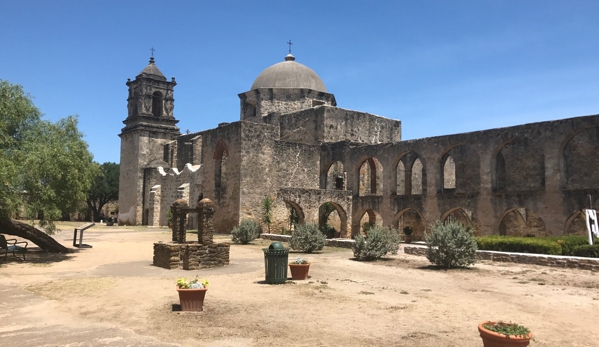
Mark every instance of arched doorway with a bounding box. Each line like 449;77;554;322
394;208;427;241
285;201;305;231
354;208;382;237
318;202;348;238
496;208;546;237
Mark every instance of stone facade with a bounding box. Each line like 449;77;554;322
119;54;599;240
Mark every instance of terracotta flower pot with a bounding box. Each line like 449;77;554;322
478;322;532;347
289;263;310;280
176;287;208;311
404;234;412;244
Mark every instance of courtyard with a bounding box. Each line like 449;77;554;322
1;225;598;347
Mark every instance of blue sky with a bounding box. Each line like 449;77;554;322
2;1;598;164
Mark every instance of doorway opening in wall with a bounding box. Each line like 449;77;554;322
143;209;149;226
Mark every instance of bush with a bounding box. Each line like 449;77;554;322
571;244;599;258
290;223;326;253
477;236;562;255
231;219;260;244
352;226;400;261
426;221;478;269
545;235;592;255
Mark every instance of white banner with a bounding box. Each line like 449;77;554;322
584;209;598;245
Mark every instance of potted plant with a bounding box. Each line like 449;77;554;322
289;257;310;280
403;226;413;244
478;321;532;347
176;276;209;312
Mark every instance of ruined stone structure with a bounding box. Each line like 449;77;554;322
153;198;230;270
119;54;599;239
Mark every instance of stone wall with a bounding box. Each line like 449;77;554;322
200;122;244;233
239;88;336;120
274;141;320;190
404;246;599;271
143;164;202;227
272;106;401;146
313;114;599;237
118;129;178;225
271;188;353;237
153;242;231;270
238;121;281;227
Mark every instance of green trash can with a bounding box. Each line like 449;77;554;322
263;241;289;284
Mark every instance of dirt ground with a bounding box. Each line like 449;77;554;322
1;226;598;347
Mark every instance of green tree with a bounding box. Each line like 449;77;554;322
262;196;273;234
86;162;119;222
0;80;95;253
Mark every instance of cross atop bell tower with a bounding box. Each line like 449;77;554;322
122;56;179;134
118;56;181;225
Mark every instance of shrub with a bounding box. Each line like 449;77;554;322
545;235;592;255
476;236;562;255
425;221;478;269
231;219;260;244
352;226;400;261
289;223;326;253
571;244;599;258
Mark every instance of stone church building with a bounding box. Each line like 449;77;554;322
118;54;599;239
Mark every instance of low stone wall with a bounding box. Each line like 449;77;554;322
260;234;355;249
153;242;231;270
404;246;599;271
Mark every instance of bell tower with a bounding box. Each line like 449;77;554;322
118;57;180;225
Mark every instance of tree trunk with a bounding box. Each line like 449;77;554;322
0;218;71;253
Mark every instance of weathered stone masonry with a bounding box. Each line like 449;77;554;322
153;198;230;270
120;54;599;241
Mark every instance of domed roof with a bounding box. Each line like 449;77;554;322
250;54;327;92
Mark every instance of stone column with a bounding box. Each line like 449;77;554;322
172;199;188;243
198;198;215;244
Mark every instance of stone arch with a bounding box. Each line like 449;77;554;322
492;138;544;192
396;161;406;195
354;208;383;237
440;207;471;228
564;211;588;236
357;157;383;196
393;208;427;241
439;143;462;192
318;202;348;238
325;161;345;190
496;208;547;236
442;156;456;190
214;140;229;200
152;91;163;117
562;126;599;190
392;151;411;195
411;158;423;195
284;200;305;230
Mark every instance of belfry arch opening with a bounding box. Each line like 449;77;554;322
152;91;163;117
